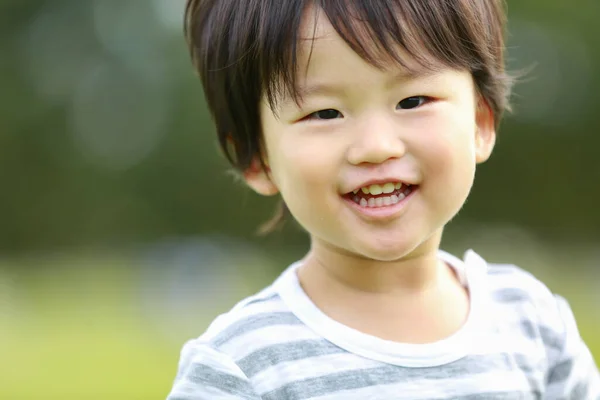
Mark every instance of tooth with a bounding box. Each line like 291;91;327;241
353;189;359;194
353;195;360;203
360;198;368;207
391;194;399;204
368;184;383;195
397;192;406;201
382;183;395;194
368;198;376;207
395;182;403;190
361;187;370;194
383;196;391;206
375;198;383;207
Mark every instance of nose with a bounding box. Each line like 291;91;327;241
346;113;406;165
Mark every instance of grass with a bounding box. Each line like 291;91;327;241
0;248;598;399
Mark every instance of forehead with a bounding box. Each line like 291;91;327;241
263;1;478;113
271;8;441;107
297;6;431;73
311;13;434;70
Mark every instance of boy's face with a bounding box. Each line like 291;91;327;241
246;9;495;262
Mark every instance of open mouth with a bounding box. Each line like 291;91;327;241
345;182;416;208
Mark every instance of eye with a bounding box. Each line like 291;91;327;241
306;109;343;120
396;96;430;110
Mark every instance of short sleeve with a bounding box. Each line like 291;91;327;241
166;340;261;400
544;296;600;399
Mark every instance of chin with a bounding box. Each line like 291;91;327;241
350;228;439;262
354;240;419;262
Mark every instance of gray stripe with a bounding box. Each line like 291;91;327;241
185;364;260;400
240;338;544;379
539;325;563;352
518;321;562;352
487;267;517;276
520;320;536;340
261;365;402;400
512;353;538;374
262;354;515;400
493;288;531;303
239;339;345;377
242;293;280;307
570;381;589;400
512;354;544;394
547;359;574;385
212;312;303;347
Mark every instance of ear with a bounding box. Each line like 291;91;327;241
243;157;279;196
474;97;496;164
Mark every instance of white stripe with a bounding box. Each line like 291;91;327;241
471;333;544;358
202;298;290;341
169;382;252;400
230;286;278;311
228;297;290;319
185;342;249;380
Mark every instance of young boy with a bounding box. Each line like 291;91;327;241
168;0;599;398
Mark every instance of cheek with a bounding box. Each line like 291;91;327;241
270;135;337;216
259;114;342;219
431;136;476;178
268;136;343;232
271;133;341;192
415;115;478;210
418;112;477;172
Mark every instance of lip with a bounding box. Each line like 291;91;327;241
342;186;418;220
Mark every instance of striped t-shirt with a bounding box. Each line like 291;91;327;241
166;250;600;399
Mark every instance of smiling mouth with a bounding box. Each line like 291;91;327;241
345;184;416;208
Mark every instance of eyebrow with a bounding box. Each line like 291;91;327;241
281;67;436;108
275;84;344;111
386;67;437;85
294;82;348;101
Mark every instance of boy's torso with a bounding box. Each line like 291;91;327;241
190;251;558;399
224;314;547;399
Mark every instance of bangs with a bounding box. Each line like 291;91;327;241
261;0;498;111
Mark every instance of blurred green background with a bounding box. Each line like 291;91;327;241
1;1;599;399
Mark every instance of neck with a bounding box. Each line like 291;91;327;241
299;231;448;296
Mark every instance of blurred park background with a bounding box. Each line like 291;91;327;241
0;0;599;399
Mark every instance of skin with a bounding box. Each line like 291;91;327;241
244;8;496;344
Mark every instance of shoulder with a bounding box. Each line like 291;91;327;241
474;253;600;397
170;282;323;396
470;250;572;359
484;256;562;317
485;258;555;305
202;286;294;342
192;282;319;360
